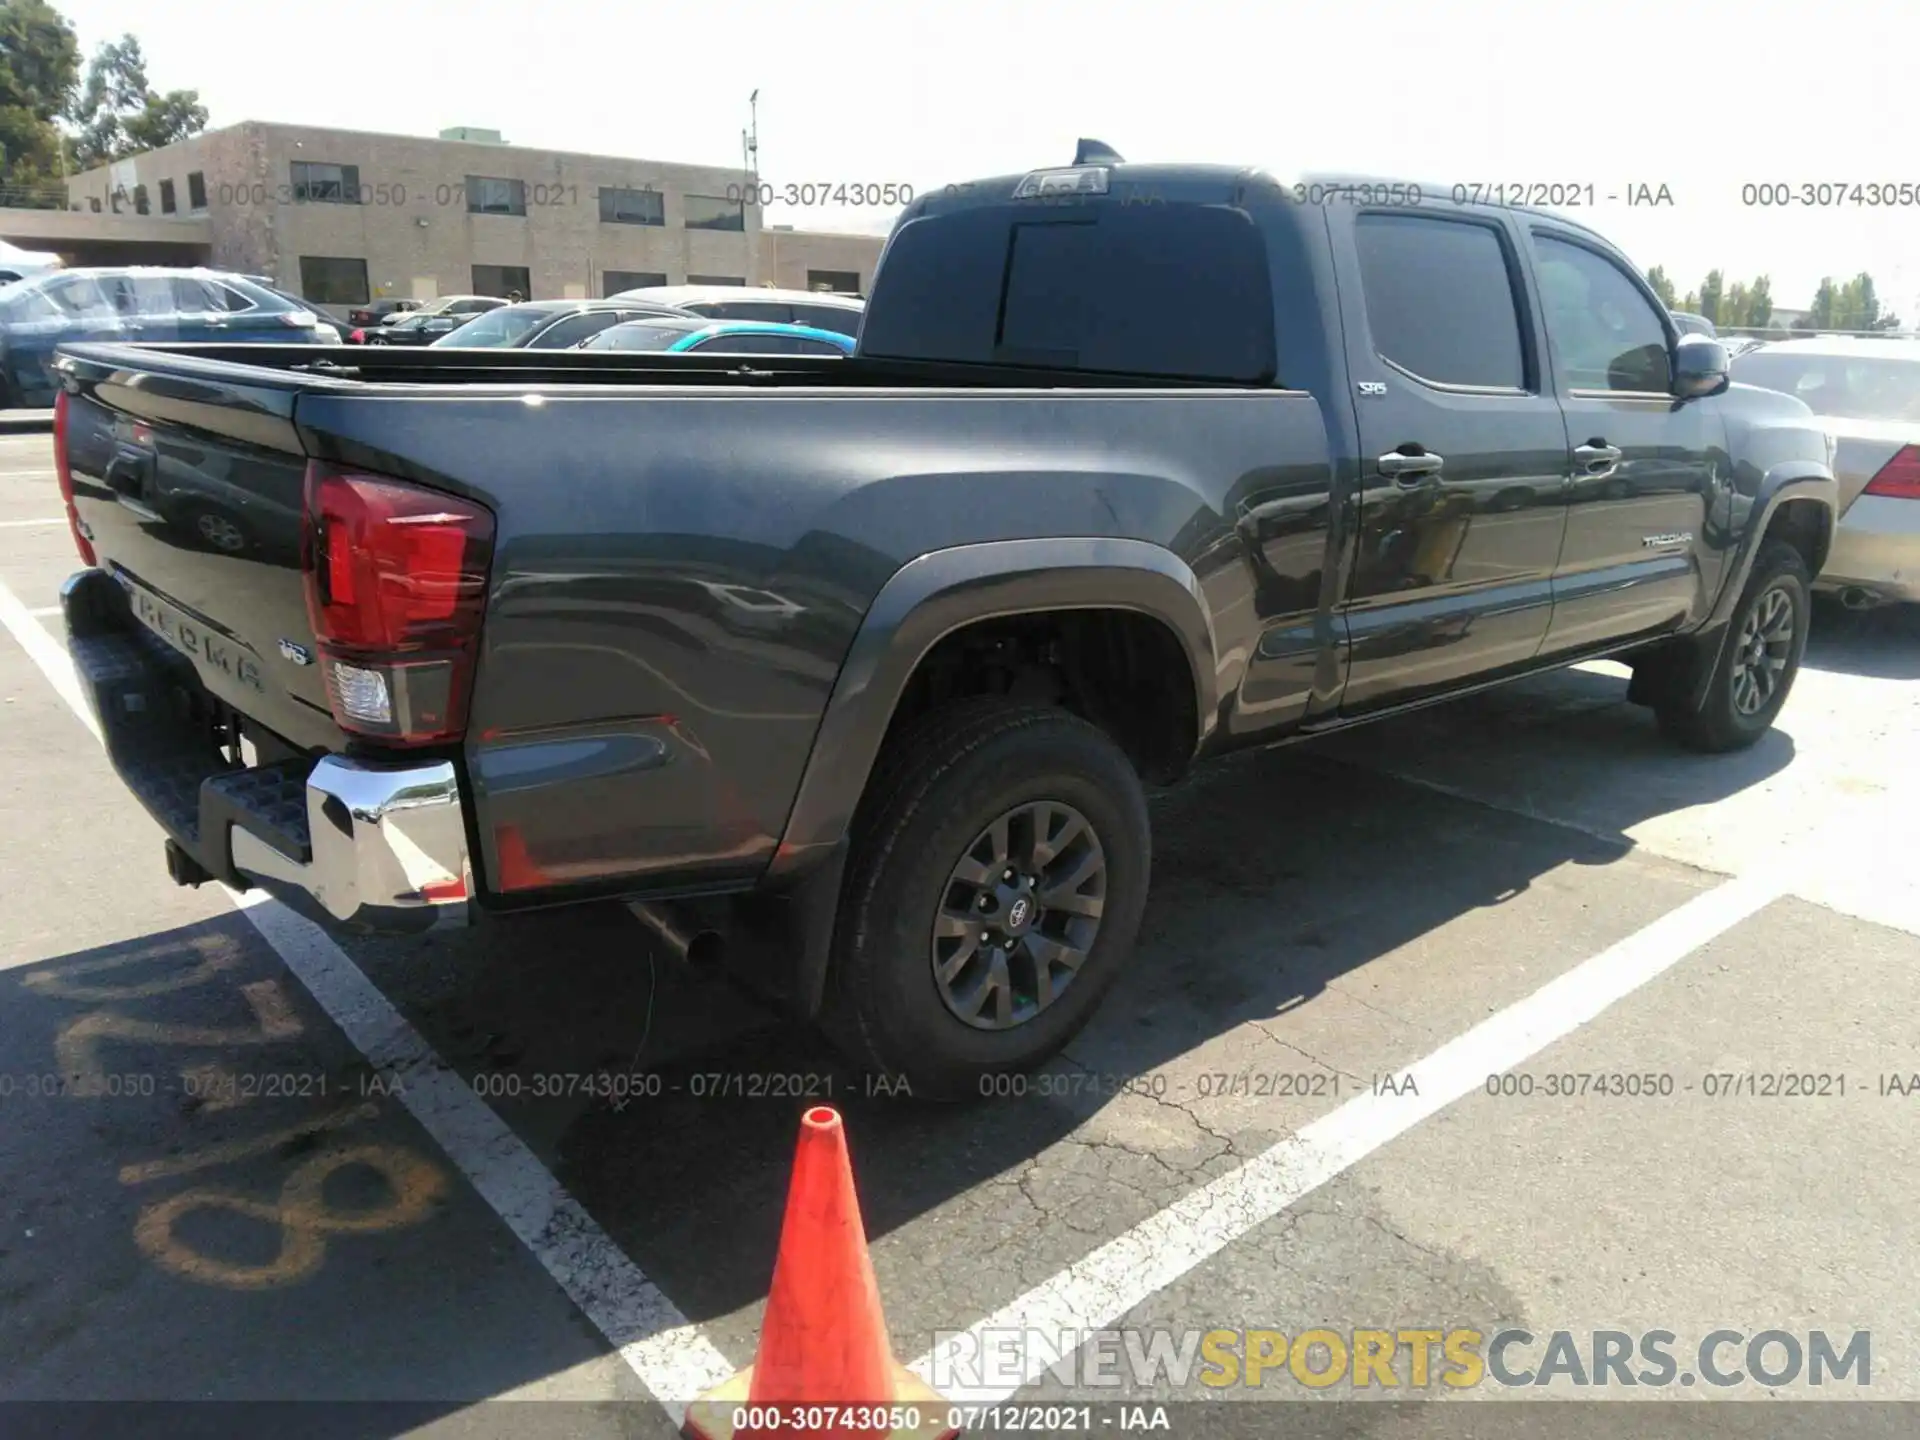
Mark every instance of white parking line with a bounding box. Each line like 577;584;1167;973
912;870;1781;1402
0;576;735;1418
0;517;65;528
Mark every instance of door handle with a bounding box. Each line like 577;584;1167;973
1574;442;1623;473
1378;449;1445;482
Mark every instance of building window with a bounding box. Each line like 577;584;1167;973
807;269;861;295
599;186;664;226
603;270;667;296
187;171;207;210
132;184;150;215
683;194;745;231
291;161;362;203
687;274;747;286
467;177;526;216
159;179;177;215
298;257;371;305
473;264;531;299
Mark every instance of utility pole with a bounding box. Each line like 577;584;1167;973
742;89;759;188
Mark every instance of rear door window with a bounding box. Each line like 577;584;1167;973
691;332;801;353
1353;214;1526;389
528;311;625;348
792;304;861;337
702;300;795;323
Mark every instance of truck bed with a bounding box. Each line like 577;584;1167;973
59;341;1254;393
52;337;1329;913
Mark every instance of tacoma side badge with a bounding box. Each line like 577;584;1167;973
278;639;312;665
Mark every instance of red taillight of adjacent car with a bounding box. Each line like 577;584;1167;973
1863;445;1920;500
51;387;96;566
300;462;494;746
348;328;367;344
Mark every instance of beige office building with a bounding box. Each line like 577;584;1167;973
65;121;887;309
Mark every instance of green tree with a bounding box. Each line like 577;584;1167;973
1697;269;1724;325
1797;273;1900;333
67;33;205;171
0;0;80;188
1646;265;1677;309
1801;277;1839;330
1719;280;1750;328
1745;275;1773;329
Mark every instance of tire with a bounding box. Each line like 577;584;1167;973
1654;539;1810;752
823;697;1152;1100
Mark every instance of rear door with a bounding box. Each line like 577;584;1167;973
1330;207;1573;713
1528;228;1722;651
104;273;184;344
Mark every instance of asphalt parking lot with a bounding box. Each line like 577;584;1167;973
1;424;1917;1437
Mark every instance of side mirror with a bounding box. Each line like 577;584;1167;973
1672;336;1731;399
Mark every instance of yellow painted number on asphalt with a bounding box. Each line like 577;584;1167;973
54;979;303;1094
133;1142;448;1289
23;934;241;1001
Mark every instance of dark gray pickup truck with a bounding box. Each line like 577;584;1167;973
50;145;1837;1095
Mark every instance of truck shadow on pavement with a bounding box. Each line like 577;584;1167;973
0;664;1795;1413
372;663;1793;1345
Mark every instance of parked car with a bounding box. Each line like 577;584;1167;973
426;299;695;350
412;295;509;319
1;267;336;408
607;284;863;338
248;285;348;343
348;298;423;329
0;239;65;286
48;145;1836;1095
1731;337;1920;607
357;311;482;346
580;317;857;355
1670;310;1716;338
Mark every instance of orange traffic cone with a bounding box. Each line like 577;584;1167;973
683;1106;956;1440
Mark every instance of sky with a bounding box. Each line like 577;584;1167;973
46;0;1920;317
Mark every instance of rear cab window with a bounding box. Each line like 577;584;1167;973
858;176;1277;383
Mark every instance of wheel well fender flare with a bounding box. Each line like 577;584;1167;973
767;537;1219;884
1687;463;1835;710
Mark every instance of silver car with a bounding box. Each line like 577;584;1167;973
1730;337;1920;607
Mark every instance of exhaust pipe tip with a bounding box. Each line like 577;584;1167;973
1838;586;1880;612
628;900;726;970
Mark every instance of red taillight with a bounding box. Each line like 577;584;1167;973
1863;445;1920;500
349;328;367;344
51;388;95;566
301;462;494;746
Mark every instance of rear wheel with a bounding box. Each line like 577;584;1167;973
1654;539;1809;752
824;698;1151;1099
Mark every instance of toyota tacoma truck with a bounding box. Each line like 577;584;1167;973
49;143;1837;1097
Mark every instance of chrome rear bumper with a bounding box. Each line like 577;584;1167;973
231;756;472;931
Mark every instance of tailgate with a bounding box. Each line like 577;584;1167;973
57;347;341;752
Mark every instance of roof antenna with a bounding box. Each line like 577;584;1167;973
1072;138;1125;166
